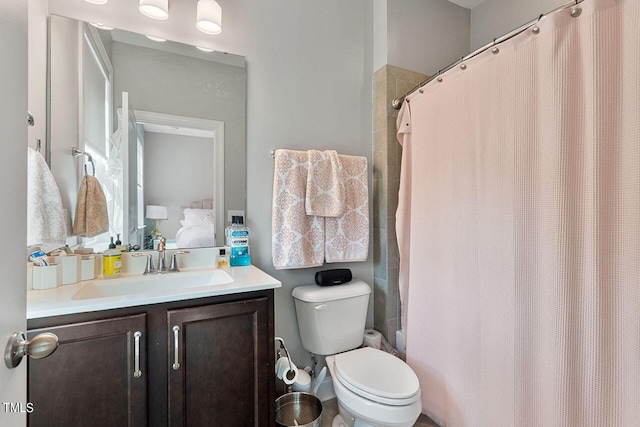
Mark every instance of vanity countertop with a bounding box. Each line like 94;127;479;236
27;265;281;319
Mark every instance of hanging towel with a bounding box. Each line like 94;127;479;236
72;175;109;237
305;150;345;217
325;155;369;263
272;149;324;270
27;147;66;253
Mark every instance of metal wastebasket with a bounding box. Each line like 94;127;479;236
275;392;323;427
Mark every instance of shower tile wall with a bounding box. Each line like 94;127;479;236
373;65;428;348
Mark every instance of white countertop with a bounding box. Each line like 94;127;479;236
27;265;281;319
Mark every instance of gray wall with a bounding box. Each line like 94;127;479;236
386;0;470;76
471;0;569;50
240;1;376;367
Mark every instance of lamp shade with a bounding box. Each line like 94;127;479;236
139;0;169;20
196;0;222;35
146;205;168;220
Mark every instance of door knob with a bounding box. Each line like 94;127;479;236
4;331;59;369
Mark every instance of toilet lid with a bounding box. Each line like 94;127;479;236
334;347;420;406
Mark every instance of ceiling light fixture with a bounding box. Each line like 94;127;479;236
85;0;108;4
196;46;215;52
196;0;222;35
139;0;169;20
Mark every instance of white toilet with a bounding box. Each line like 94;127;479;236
292;280;422;427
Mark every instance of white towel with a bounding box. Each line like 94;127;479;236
305;150;345;217
272;149;324;270
325;155;369;263
27;147;66;253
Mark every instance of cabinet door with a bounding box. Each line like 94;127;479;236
27;314;147;427
167;297;271;426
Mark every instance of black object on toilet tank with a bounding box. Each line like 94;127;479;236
315;269;352;286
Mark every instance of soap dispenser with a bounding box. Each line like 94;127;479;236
103;236;122;279
115;234;125;252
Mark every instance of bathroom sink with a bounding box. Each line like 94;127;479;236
72;269;234;300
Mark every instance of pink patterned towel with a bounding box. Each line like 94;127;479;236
305;150;345;217
272;150;369;269
272;149;324;270
325;155;369;263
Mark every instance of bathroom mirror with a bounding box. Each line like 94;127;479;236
46;14;246;250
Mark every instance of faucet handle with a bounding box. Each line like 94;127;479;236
132;253;155;274
169;251;190;272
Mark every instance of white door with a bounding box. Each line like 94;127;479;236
121;92;138;246
0;1;29;426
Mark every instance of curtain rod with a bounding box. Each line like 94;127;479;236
391;0;585;110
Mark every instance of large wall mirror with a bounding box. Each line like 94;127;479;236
46;14;246;251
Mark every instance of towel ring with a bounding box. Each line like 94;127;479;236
71;148;96;176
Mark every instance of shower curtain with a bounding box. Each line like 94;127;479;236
397;0;640;425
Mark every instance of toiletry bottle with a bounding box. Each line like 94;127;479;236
109;237;116;250
216;248;230;267
115;234;125;252
225;216;251;266
103;243;122;279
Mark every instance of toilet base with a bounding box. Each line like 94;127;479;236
332;414;349;427
333;413;378;427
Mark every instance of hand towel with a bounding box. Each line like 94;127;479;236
305;150;345;217
325;155;369;263
27;147;67;253
272;149;324;270
72;175;109;237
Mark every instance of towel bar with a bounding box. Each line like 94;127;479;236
71;148;96;176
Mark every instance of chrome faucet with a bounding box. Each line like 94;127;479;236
132;252;155;275
168;251;190;272
134;239;190;274
157;237;167;271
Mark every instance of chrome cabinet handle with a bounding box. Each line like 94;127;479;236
133;331;142;378
172;326;181;370
4;332;59;369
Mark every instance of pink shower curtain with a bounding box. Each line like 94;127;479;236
397;0;640;425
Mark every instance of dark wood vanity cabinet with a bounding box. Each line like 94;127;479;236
27;290;275;427
27;314;147;427
167;297;272;426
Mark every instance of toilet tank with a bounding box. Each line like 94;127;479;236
292;280;371;355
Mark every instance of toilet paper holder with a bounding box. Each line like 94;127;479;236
274;337;295;382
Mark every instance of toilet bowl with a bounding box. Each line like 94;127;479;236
326;347;421;427
292;281;422;427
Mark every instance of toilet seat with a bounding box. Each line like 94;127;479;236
333;347;420;406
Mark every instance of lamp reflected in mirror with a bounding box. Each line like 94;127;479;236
146;205;168;237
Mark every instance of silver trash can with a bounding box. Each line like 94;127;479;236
275;392;323;427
